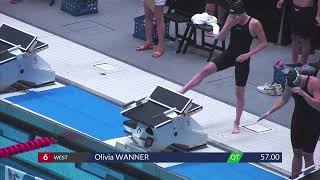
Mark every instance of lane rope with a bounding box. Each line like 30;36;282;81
0;137;56;158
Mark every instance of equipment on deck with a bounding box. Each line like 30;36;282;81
116;86;208;152
0;24;55;92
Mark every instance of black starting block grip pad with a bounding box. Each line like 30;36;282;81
34;40;48;50
0;41;15;64
122;101;171;128
0;24;36;51
187;102;202;113
149;86;191;113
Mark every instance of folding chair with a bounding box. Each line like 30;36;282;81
176;1;228;61
179;22;226;61
164;0;205;41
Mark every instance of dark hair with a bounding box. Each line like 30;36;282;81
229;0;245;15
286;69;301;87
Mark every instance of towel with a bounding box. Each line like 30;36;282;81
191;12;220;38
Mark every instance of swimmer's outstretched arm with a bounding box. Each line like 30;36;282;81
258;86;292;121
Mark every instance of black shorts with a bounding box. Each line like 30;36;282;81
291;5;316;38
211;50;250;87
206;0;229;9
291;113;320;153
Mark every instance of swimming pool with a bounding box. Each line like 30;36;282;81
3;85;286;180
6;85;126;140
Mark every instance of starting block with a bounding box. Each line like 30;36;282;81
116;86;208;152
0;24;55;92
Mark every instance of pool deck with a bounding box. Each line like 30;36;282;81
0;1;319;178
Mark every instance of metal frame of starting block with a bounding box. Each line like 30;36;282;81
0;24;55;92
117;86;208;152
293;165;320;180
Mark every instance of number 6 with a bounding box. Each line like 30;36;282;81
43;154;48;161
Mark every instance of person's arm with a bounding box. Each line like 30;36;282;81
236;20;267;62
218;15;238;41
258;86;292;121
277;0;285;9
249;21;267;56
292;81;320;111
316;0;320;25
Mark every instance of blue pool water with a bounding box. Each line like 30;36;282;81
6;86;126;140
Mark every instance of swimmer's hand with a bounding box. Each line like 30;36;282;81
236;53;250;62
229;15;241;26
257;111;271;122
224;15;240;29
292;87;305;96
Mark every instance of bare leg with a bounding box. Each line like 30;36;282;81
144;3;154;46
154;5;165;52
291;34;300;64
232;86;245;134
291;149;303;179
218;6;226;25
301;38;311;64
180;62;218;94
303;152;315;174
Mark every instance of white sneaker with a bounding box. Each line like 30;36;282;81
257;82;282;96
274;83;283;96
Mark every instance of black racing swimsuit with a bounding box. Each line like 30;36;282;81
211;17;254;86
291;4;316;38
291;76;320;153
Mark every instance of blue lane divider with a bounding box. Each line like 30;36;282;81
6;86;126;140
168;163;285;180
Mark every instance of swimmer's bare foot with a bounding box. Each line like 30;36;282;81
232;123;240;134
179;88;186;94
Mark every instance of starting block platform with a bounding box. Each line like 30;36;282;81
118;86;207;152
0;41;15;64
0;24;54;92
0;24;48;54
